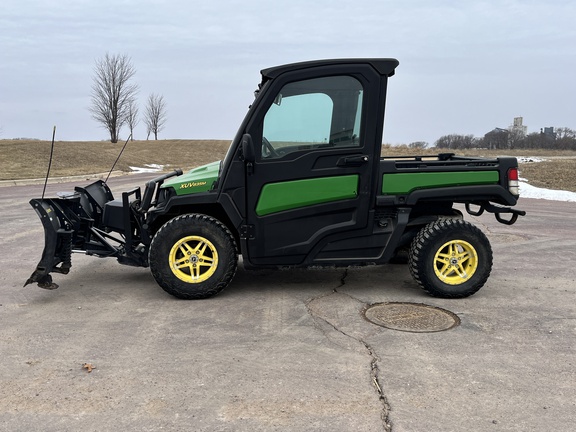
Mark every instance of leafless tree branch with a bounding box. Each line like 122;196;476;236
126;98;139;141
89;53;139;143
144;93;167;140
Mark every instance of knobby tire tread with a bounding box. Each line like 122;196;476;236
409;218;493;298
149;214;238;299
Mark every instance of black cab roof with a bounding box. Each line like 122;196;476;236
261;58;399;80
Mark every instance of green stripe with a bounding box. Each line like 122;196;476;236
256;175;359;216
382;171;499;195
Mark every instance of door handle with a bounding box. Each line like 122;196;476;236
337;155;369;167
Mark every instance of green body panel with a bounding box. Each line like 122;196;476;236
256;175;359;216
162;161;221;196
382;171;499;195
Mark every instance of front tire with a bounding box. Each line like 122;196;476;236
149;214;238;299
409;219;492;298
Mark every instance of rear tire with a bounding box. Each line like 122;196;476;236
409;219;492;298
149;214;238;299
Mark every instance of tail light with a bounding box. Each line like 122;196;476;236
508;167;519;196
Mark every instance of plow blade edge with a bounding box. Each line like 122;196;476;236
25;198;75;289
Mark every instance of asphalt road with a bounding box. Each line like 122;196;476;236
1;175;575;431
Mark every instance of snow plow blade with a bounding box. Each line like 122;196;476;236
25;198;74;289
24;180;116;290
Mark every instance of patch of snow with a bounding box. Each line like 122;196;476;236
517;157;546;163
517;156;575;201
519;181;576;202
129;164;164;173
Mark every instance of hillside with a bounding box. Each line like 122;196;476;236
1;139;575;192
0;139;231;180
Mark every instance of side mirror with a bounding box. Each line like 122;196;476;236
242;134;255;163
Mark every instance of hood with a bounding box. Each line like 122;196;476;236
161;161;221;196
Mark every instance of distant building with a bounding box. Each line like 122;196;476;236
484;128;509;149
509;117;527;137
542;127;556;139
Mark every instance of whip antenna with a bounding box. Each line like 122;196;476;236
41;126;56;200
105;134;132;183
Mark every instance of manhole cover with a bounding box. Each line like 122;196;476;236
363;302;460;333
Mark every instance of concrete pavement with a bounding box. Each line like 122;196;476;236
0;177;574;431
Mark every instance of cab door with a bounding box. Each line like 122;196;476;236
244;66;383;266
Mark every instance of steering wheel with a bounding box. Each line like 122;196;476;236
262;137;280;158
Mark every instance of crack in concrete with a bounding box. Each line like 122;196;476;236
362;340;392;432
305;269;392;432
340;267;349;286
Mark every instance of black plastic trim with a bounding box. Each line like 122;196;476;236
261;58;399;80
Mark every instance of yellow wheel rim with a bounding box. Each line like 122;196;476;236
433;240;478;285
169;236;219;283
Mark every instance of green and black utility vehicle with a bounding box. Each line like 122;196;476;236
26;58;525;299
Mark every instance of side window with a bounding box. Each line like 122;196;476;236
261;76;363;159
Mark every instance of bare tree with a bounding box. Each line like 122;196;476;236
435;134;478;150
126;99;139;141
90;53;139;143
408;141;428;149
555;127;576;150
144;93;167;140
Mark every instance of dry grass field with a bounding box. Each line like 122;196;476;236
1;139;575;192
0;139;232;180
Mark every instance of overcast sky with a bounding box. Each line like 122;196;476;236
1;0;575;145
